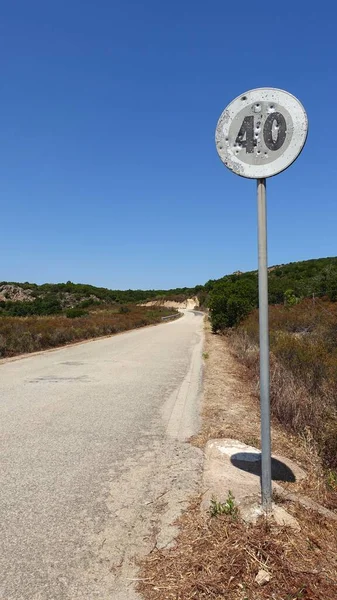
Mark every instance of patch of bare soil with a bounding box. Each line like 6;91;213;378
141;297;199;310
138;320;337;600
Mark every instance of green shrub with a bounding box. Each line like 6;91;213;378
284;289;299;306
209;291;254;331
2;296;62;317
65;308;87;319
78;298;100;309
119;305;130;314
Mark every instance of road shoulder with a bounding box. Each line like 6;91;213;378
138;319;337;600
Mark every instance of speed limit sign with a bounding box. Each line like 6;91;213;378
215;88;308;512
215;88;308;178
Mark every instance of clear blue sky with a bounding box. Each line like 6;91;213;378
0;1;335;289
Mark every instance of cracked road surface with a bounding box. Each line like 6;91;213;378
0;311;204;599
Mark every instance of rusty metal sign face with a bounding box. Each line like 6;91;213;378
215;88;308;179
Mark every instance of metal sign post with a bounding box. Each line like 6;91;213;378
257;177;272;510
215;88;308;511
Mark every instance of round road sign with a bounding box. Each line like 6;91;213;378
215;88;308;179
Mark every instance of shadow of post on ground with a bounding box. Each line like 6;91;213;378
230;452;296;483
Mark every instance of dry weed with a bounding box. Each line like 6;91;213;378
234;301;337;472
0;307;177;358
138;498;337;600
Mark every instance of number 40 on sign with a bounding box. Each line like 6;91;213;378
215;88;308;179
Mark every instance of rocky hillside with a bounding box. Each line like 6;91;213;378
0;285;34;303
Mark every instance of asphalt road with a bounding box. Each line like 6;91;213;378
0;311;204;600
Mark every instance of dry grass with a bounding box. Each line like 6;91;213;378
0;306;177;357
138;499;337;600
230;299;337;474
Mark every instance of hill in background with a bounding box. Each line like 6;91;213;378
0;281;202;317
1;256;337;321
207;256;337;330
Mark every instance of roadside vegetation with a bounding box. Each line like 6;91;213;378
0;306;178;358
0;278;199;358
207;258;337;478
230;298;337;473
208;256;337;330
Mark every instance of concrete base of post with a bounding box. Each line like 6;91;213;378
200;439;306;525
